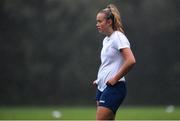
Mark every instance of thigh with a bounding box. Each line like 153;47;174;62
96;106;115;120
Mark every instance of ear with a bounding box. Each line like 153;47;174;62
107;19;113;26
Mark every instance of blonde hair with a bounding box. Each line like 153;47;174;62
99;4;124;33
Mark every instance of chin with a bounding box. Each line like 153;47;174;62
98;30;104;34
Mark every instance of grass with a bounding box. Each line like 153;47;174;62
0;106;180;120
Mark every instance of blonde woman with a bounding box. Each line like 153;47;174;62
93;4;136;120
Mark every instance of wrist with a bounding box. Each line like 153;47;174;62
113;75;120;82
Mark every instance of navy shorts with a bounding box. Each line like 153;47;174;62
96;81;127;114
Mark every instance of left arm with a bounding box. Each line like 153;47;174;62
107;48;136;86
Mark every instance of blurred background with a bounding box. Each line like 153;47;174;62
0;0;180;108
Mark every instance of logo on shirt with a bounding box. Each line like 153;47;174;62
99;100;105;103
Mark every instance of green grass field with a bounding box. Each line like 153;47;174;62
0;106;180;120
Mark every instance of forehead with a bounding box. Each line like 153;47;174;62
96;13;106;20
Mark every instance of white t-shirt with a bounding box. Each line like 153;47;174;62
96;31;130;92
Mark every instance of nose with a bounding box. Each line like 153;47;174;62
96;23;99;28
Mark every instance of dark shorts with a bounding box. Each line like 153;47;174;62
96;81;127;114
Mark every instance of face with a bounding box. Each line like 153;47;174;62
96;13;109;34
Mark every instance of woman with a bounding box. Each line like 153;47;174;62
93;4;136;120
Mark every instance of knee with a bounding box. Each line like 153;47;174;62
96;107;115;120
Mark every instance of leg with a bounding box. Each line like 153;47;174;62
96;101;99;107
96;106;115;120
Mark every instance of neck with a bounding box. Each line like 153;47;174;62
106;28;114;37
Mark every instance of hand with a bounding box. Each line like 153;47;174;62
92;80;97;86
106;78;118;86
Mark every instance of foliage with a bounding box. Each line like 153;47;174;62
0;0;180;105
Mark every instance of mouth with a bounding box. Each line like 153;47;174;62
97;27;101;30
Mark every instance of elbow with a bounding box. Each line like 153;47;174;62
132;58;136;65
130;57;136;66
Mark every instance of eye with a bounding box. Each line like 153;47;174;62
96;20;101;24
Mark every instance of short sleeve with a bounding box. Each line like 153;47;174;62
113;31;130;50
